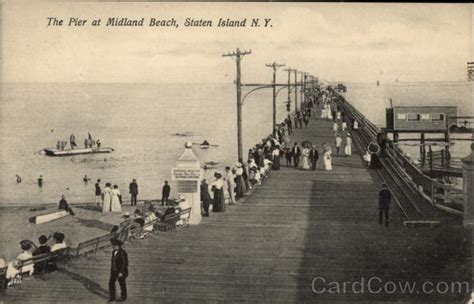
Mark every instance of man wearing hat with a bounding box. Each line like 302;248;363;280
200;179;212;217
309;145;319;171
129;179;139;206
292;142;301;168
161;181;171;206
109;239;128;302
378;183;391;227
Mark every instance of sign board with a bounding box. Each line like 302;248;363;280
172;168;201;180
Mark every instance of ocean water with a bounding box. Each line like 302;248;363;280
0;81;472;206
0;82;288;206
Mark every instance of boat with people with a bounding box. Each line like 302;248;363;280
41;147;114;157
42;133;114;157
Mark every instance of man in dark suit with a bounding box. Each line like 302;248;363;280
378;183;391;227
58;194;75;215
109;239;128;302
292;142;301;168
200;179;212;217
309;145;319;171
161;181;171;206
129;179;138;206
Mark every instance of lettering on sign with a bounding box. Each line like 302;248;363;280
172;168;201;180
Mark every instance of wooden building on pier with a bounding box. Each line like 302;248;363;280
386;106;457;132
384;106;457;166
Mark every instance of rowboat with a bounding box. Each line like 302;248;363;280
29;210;69;224
41;147;114;157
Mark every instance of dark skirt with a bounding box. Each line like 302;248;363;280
235;175;246;198
213;188;225;212
272;155;280;170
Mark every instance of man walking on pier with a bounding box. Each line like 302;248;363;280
200;179;212;217
161;181;170;206
378;183;391;227
292;142;301;168
129;179;138;206
95;179;102;206
309;145;319;170
109;239;128;302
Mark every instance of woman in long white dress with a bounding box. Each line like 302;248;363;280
345;133;352;156
323;147;333;171
302;146;310;170
110;184;122;212
327;104;333;120
102;183;112;213
321;102;327;119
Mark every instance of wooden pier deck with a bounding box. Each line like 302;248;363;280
1;113;469;303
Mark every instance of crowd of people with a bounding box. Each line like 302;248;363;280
1;232;68;288
55;133;101;150
3;85;357;292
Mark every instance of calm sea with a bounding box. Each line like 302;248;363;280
0;82;288;206
0;81;472;206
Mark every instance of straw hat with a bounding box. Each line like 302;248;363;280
123;212;130;218
235;162;242;168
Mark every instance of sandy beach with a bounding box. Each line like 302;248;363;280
0;202;151;262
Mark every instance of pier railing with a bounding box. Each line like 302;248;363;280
336;95;463;216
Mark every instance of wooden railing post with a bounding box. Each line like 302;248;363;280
428;145;433;170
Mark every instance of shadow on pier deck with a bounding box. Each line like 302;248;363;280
1;113;470;303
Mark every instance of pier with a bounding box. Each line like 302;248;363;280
1;100;469;303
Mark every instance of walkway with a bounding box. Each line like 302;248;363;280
1;112;468;303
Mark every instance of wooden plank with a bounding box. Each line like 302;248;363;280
1;111;466;303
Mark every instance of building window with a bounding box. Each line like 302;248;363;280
431;113;444;121
407;113;420;121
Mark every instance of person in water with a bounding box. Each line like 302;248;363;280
16;174;22;183
37;175;43;187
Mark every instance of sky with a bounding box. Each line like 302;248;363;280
1;2;472;83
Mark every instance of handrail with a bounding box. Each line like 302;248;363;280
335;93;463;216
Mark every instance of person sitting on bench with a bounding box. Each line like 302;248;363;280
51;232;67;252
33;235;51;273
6;241;34;286
176;195;191;226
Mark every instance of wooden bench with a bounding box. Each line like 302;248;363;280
10;249;72;285
154;212;180;232
176;208;192;227
75;232;118;257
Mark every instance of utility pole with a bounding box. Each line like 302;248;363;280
266;62;285;135
294;69;298;113
298;72;306;111
223;48;252;161
283;68;295;114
